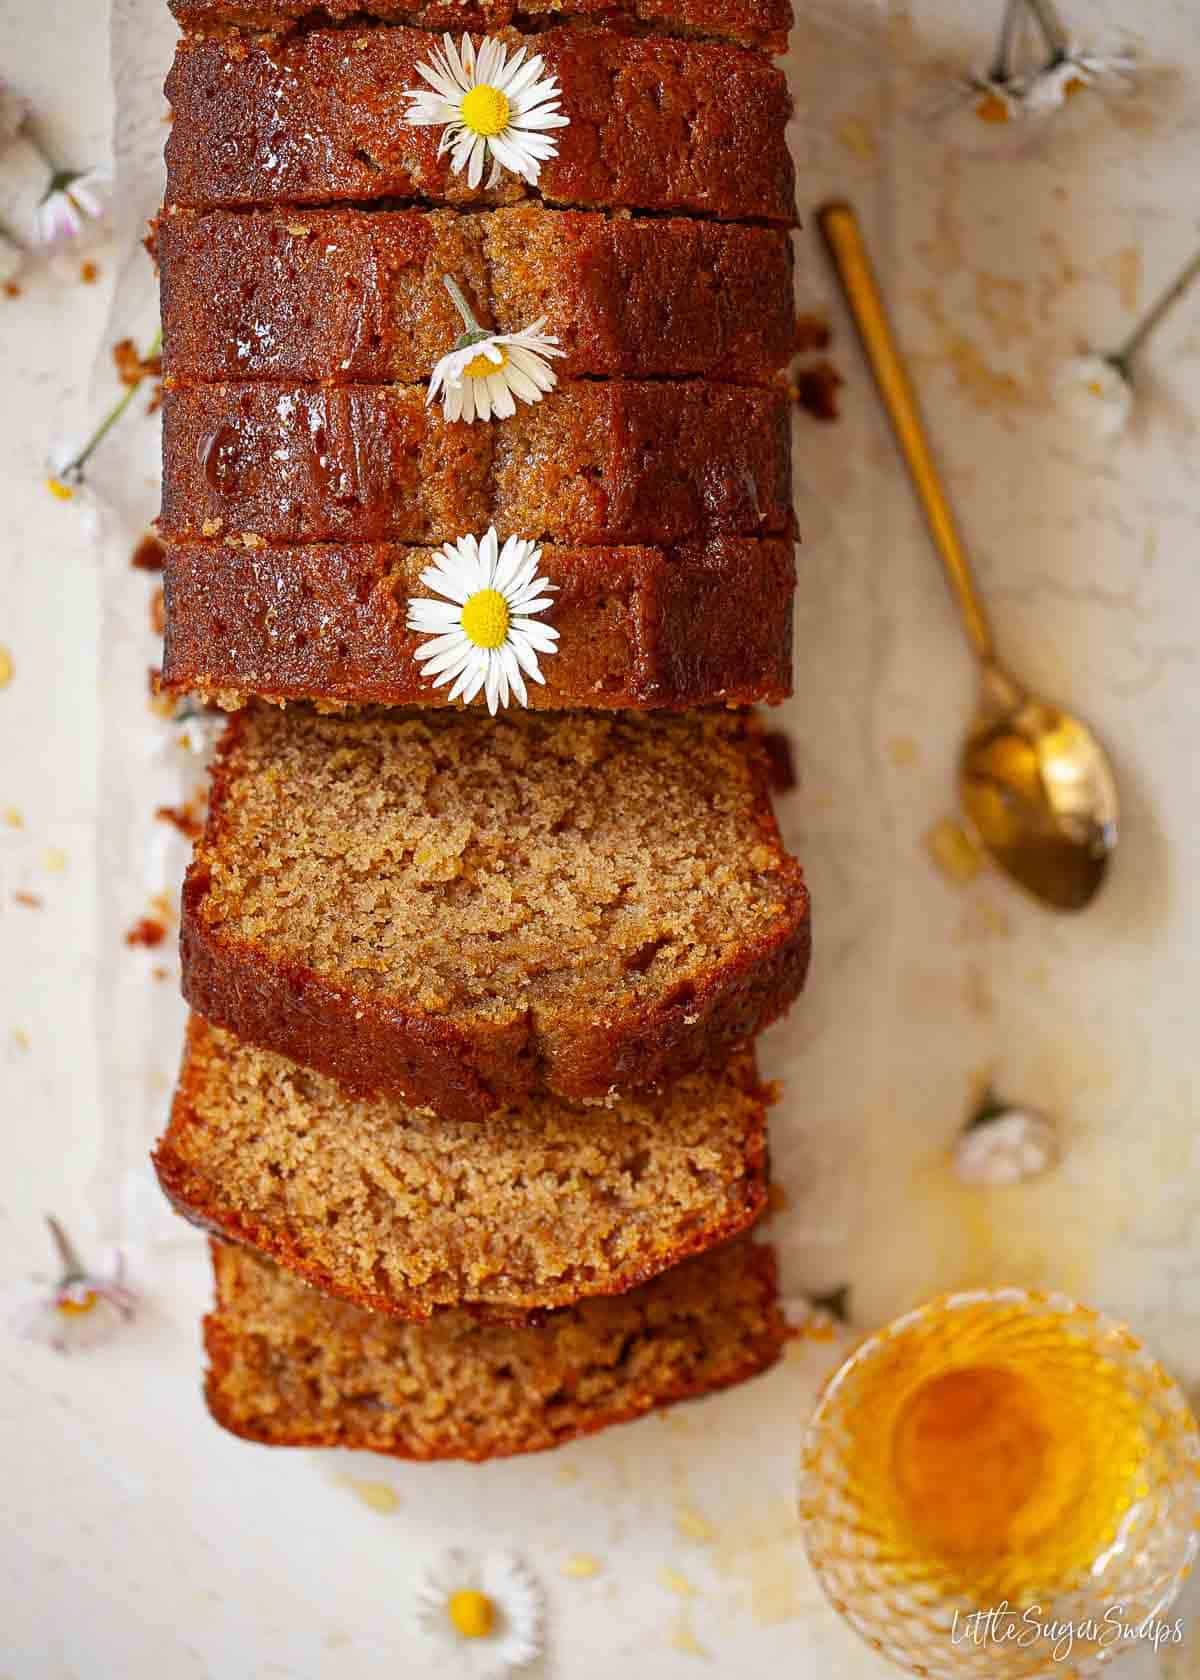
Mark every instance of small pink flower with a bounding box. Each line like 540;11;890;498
36;167;109;249
15;1217;136;1353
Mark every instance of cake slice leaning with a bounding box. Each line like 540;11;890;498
181;705;811;1123
205;1237;786;1460
155;1017;771;1322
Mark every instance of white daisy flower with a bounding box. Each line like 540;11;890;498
955;1106;1059;1187
1023;45;1137;113
1055;354;1133;440
429;275;563;424
415;1549;543;1679
13;1217;137;1354
36;165;109;249
408;527;558;714
404;33;568;190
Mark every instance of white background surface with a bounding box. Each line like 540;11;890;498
4;0;1200;1675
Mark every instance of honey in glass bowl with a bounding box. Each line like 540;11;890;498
799;1289;1200;1678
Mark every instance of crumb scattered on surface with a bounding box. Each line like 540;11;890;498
2;806;23;828
155;799;205;841
554;1465;579;1484
12;891;42;909
562;1554;601;1579
658;1566;696;1597
125;916;167;948
152;965;170;982
668;1607;707;1657
80;260;99;284
833;114;877;161
0;646;12;689
794;313;831;354
131;533;166;572
926;817;984;884
338;1476;400;1514
113;336;162;387
43;848;67;874
674;1499;715;1545
793;362;844;422
766;1182;790;1214
150;587;165;635
3;281;20;298
11;1027;29;1051
887;735;921;768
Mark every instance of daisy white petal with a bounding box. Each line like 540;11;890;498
499;643;528;708
1055;354;1132;440
402;33;568;188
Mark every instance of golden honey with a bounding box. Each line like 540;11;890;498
813;1295;1173;1601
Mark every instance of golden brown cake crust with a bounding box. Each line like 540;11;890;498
164;27;797;223
155;207;796;386
168;0;794;55
160;539;796;710
203;1238;786;1460
159;381;793;547
180;706;812;1123
154;1016;770;1321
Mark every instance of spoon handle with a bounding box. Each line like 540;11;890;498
817;201;996;666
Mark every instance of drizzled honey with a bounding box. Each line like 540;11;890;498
809;1293;1186;1603
801;1293;1200;1677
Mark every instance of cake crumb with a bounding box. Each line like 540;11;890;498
793;361;844;423
11;1027;30;1050
674;1500;715;1544
668;1608;707;1657
0;646;13;689
794;313;831;353
562;1554;601;1579
766;1182;790;1214
150;588;166;635
658;1566;696;1597
125;916;167;949
339;1476;400;1514
554;1465;580;1484
926;817;984;884
2;806;23;828
887;735;921;768
80;260;99;284
12;890;42;909
43;848;67;874
131;532;166;572
156;799;205;841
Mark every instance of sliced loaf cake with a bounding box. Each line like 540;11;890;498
161;538;796;711
156;1016;770;1320
165;28;796;222
205;1237;786;1459
156;207;796;387
181;705;811;1122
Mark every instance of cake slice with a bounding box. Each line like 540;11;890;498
165;27;796;223
159;381;793;547
205;1237;786;1459
181;705;811;1122
155;1016;770;1321
169;0;794;55
156;207;796;387
160;539;796;711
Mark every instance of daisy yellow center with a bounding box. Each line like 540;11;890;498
460;84;511;138
57;1290;98;1317
1086;380;1106;398
974;92;1011;124
464;345;509;379
460;588;511;649
447;1589;495;1639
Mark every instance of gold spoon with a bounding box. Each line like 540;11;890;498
817;200;1118;911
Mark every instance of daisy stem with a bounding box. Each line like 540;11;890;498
1112;246;1200;371
46;1215;85;1284
1021;0;1070;64
57;327;161;484
988;0;1025;84
442;274;480;334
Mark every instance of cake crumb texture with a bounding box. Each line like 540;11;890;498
204;1236;786;1459
181;704;811;1119
155;1015;770;1319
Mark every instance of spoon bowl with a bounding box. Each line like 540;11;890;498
818;202;1119;911
960;664;1118;910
